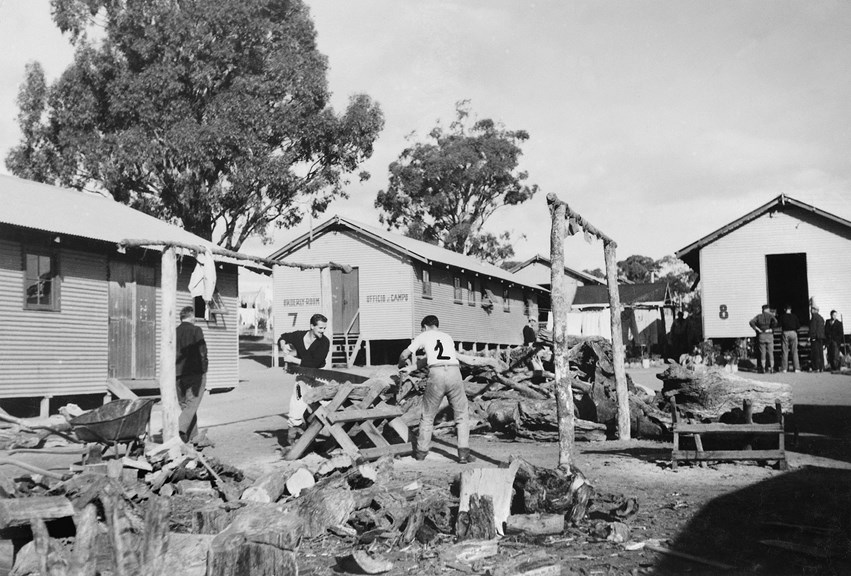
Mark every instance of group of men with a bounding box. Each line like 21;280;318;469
750;304;845;373
277;313;473;463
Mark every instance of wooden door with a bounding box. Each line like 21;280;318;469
331;267;359;334
108;262;157;380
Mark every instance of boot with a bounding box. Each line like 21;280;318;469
458;448;475;464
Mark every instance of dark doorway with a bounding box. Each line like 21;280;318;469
330;267;359;334
765;253;809;322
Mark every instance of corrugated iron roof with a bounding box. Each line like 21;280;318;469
573;282;670;307
269;215;548;292
507;254;606;286
0;174;258;268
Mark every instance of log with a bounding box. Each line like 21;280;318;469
488;372;548;400
165;534;214;576
457;462;520;536
241;470;288;503
657;364;793;420
456;495;496;541
0;495;76;529
439;539;499;564
505;513;565;536
512;458;590;523
604;240;630;440
285;468;315;497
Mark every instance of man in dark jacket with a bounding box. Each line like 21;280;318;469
779;305;801;373
278;313;330;443
809;305;826;372
749;305;778;373
176;305;208;442
826;310;845;371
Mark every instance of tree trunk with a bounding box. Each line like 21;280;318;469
549;199;575;470
604;240;630;440
159;246;180;443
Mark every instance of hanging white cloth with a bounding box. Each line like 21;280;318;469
188;248;217;302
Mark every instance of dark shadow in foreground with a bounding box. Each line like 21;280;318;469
654;467;851;575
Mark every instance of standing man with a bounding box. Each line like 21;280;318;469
176;305;208;443
669;311;689;361
523;317;538;346
278;313;330;444
399;315;472;463
826;310;845;371
749;304;778;373
809;305;826;372
779;305;801;373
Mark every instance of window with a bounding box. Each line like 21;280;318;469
194;296;207;319
454;276;462;303
195;291;227;320
422;267;432;298
467;278;475;306
24;249;59;310
523;292;531;317
503;286;510;312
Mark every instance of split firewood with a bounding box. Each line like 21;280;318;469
0;495;75;529
457;462;520;536
241;470;288;503
439;539;499;564
164;534;213;576
456;494;496;541
285;467;315;497
505;513;565;536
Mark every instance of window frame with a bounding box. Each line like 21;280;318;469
467;278;476;306
23;246;60;311
453;276;462;304
503;285;511;312
421;267;432;299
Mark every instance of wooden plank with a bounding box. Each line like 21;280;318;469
358;443;413;460
673;449;785;461
106;378;139;400
285;383;354;460
359;421;390;448
313;407;360;458
325;407;403;424
0;496;75;529
676;423;783;434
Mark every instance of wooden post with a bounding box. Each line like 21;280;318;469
159;246;181;442
550;200;575;470
604;240;630;440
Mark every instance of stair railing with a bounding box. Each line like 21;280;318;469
343;309;361;367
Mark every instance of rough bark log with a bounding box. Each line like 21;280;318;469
241;470;288;503
657;364;793;420
511;458;590;524
456;495;496;541
604;240;630;440
457;463;519;536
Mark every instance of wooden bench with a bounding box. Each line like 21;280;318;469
670;397;787;470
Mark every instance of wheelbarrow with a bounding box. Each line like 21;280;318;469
69;398;156;457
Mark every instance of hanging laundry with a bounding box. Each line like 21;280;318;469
188;248;217;302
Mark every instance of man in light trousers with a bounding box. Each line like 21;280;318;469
399;315;472;463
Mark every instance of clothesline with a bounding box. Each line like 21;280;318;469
546;193;616;247
117;238;353;273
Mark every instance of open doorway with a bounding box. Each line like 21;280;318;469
766;253;809;323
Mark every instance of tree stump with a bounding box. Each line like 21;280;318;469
456;495;496;540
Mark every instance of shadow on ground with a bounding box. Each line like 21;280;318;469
655;467;851;575
581;445;671;465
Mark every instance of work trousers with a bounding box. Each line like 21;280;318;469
757;333;774;372
827;341;842;371
177;373;206;442
417;364;469;455
781;330;800;372
810;338;825;371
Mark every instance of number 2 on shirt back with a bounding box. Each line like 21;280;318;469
434;340;451;360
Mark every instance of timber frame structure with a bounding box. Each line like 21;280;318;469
547;193;630;470
118;238;350;443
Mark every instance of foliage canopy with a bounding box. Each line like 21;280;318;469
374;101;537;264
7;0;384;249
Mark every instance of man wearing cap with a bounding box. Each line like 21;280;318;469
749;305;778;373
809;305;826;372
398;315;472;463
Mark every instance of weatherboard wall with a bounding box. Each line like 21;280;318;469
0;235;240;399
700;208;851;338
411;265;538;346
0;239;108;398
273;229;414;340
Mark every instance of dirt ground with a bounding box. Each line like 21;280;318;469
6;340;851;575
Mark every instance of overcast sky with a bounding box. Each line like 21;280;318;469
3;0;851;276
